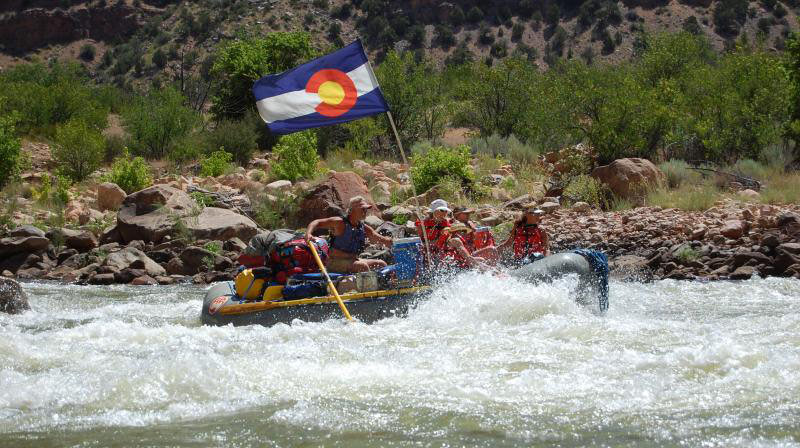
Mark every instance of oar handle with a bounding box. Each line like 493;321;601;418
307;239;353;322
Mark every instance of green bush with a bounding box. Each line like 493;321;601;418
659;159;702;188
271;131;318;181
203;118;258;165
410;145;474;193
79;44;96;62
563;175;608;208
200;150;234;177
103;150;153;194
730;159;770;181
468;134;541;164
32;173;70;208
0;111;21;188
211;32;315;120
104;134;127;162
168;135;204;168
122;86;198;159
53;119;104;182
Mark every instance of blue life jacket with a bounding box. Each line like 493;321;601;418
330;219;366;255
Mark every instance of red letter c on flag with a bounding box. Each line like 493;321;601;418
305;69;358;117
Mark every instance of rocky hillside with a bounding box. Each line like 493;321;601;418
0;0;796;85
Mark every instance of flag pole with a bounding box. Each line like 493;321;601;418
385;110;433;266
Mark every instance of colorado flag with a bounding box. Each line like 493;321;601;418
252;40;389;135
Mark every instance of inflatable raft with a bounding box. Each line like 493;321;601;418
200;248;609;327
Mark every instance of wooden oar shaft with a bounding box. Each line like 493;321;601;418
307;240;353;321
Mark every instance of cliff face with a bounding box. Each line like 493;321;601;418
0;3;144;54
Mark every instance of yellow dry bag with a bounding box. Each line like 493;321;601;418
234;267;272;300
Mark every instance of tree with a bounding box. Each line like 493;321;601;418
53;119;104;181
467;6;484;23
152;47;167;69
122;86;199;158
375;51;438;148
457;58;534;138
211;32;315;119
0;110;20;188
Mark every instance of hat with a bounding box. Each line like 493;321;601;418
348;196;373;210
449;223;470;233
523;203;545;215
452;206;474;215
429;199;451;213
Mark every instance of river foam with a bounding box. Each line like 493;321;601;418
1;276;799;446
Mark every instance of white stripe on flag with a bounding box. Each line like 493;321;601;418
256;63;379;124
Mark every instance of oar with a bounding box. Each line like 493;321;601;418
307;239;353;322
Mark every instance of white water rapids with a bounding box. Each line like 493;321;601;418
1;275;799;446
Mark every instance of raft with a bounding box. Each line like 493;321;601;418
200;250;609;327
201;282;429;327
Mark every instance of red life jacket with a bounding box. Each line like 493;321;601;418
441;233;471;268
512;224;546;260
415;218;451;253
471;227;496;252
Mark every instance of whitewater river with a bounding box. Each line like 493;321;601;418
1;275;799;447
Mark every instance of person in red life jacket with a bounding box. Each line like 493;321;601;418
452;205;498;263
415;199;487;270
499;205;550;266
305;196;393;273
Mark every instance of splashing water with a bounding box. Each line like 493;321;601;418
1;275;799;447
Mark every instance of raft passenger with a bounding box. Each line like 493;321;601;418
452;205;498;263
305;196;393;273
415;199;487;270
499;205;550;266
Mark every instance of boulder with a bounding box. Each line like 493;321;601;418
539;202;560;213
131;275;157;286
52;228;98;252
590;158;664;199
503;194;532;210
116;185;197;243
9;225;45;238
720;220;746;239
88;273;116;285
0;277;29;314
297;171;381;225
571;202;591;212
729;265;755;280
223;237;247;253
265;180;292;192
102;247;166;277
0;236;50;257
383;206;413;221
184;207;258;242
737;189;760;200
179;246;232;274
96;182;127;211
364;215;384;229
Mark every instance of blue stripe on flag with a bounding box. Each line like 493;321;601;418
253;40;369;101
267;89;389;135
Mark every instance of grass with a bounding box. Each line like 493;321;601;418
759;171;800;204
645;182;722;211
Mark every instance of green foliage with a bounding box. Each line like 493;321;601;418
200;150;234;177
713;0;748;35
675;245;700;264
191;191;216;208
53;119;104;182
251;191;299;230
563;175;608;208
271;131;318;181
0;111;21;188
659;159;702;188
204;240;222;255
211;32;315;120
468;134;541;164
79;44;96;62
103;150;153;194
0;62;107;136
32;173;71;208
410;145;474;193
122;86;198;159
202;118;258;165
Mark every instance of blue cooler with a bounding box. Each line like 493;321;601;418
393;237;421;282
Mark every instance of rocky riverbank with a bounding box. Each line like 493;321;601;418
2;155;799;286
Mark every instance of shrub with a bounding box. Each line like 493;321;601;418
271;131;318;181
103;150;153;194
562;175;608;208
512;23;525;42
646;184;720;211
410;145;474;193
466;6;483;23
152;48;167;69
730;158;769;181
203;118;258;165
200;150;234;177
251;191;299;230
122;86;198;159
32;173;70;208
168;135;204;168
468;134;541;164
53;119;104;181
0;112;21;188
79;44;96;62
675;245;700;264
659;159;702;188
104;134;127;162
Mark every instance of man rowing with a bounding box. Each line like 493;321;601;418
305;196;393;273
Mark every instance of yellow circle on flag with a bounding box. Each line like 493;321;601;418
318;81;345;106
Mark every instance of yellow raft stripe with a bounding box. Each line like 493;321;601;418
219;286;430;316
